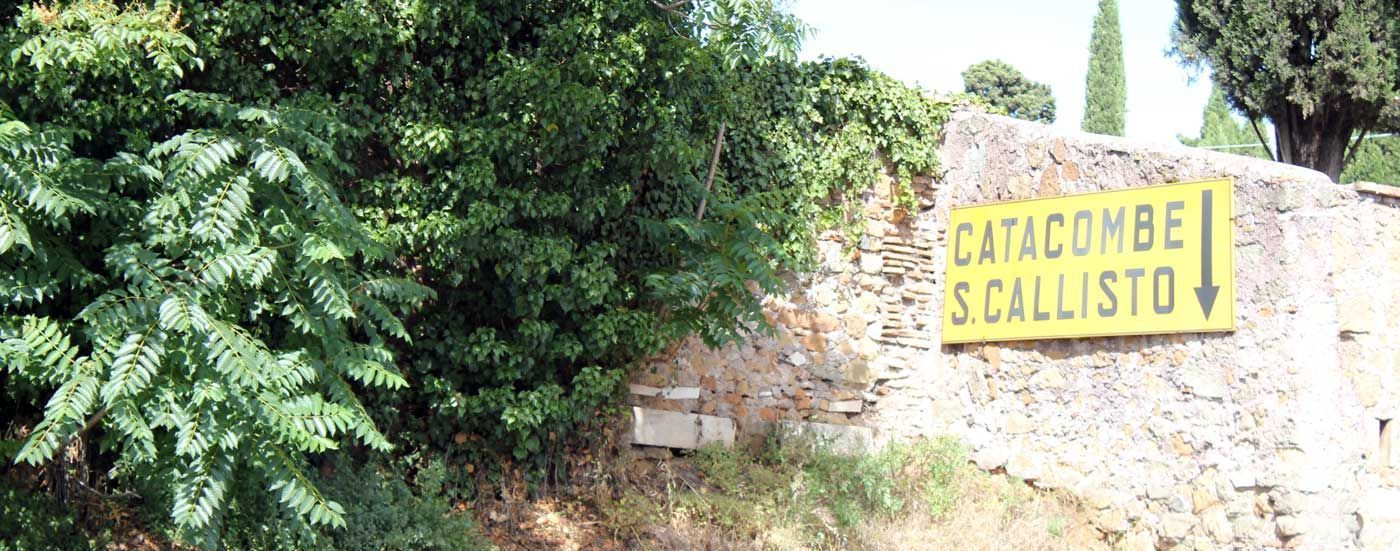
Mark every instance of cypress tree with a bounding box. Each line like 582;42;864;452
1082;0;1126;136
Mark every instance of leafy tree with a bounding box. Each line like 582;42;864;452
1180;87;1272;159
961;60;1056;123
1;1;953;548
1;2;429;545
652;0;809;68
1082;0;1126;136
166;0;949;468
1173;0;1400;181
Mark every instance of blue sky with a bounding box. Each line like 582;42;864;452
791;0;1210;144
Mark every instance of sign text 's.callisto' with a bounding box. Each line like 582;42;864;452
941;179;1234;343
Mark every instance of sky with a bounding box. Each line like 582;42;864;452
790;0;1211;145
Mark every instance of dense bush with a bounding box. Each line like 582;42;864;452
217;456;485;551
1;1;953;547
0;485;101;551
155;0;952;465
0;2;430;544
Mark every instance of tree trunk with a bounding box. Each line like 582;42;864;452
1272;104;1355;182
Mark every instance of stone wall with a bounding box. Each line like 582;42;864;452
626;112;1400;550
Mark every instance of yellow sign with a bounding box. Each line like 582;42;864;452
941;178;1234;343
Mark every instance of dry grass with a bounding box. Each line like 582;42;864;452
576;436;1109;551
474;430;1109;550
859;466;1106;551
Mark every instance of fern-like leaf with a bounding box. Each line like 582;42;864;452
306;267;353;320
250;142;303;184
332;344;407;390
107;399;158;462
7;316;81;384
300;234;346;263
15;366;98;465
357;277;436;305
350;293;410;342
171;454;233;538
191;174;251;243
195;246;274;289
324;373;392;452
255;392;348;452
262;446;346;528
204;320;268;389
165;132;241;181
158;293;211;334
100;325;165;402
0;200;33;255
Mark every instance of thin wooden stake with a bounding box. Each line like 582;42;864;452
696;122;726;221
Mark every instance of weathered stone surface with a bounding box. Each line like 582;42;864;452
778;420;878;454
660;387;700;400
631;407;734;449
1030;367;1065;388
628;384;662;397
822;399;862;413
630;112;1400;551
1006;450;1043;480
1161;513;1195;540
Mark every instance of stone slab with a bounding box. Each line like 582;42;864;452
631;407;734;449
777;420;878;454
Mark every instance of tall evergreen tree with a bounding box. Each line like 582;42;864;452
1082;0;1126;136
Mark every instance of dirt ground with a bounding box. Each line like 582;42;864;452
473;445;1111;551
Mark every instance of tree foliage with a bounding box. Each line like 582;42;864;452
159;0;950;468
1;1;953;547
1179;87;1272;160
961;60;1056;124
1342;136;1400;185
1082;0;1126;136
1;2;430;545
1173;0;1400;181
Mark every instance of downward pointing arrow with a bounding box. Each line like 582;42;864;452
1194;189;1220;319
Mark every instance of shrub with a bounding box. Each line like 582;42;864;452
0;3;429;545
0;484;101;551
166;1;952;467
219;456;488;551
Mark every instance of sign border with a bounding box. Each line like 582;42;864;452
939;177;1236;344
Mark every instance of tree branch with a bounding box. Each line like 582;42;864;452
1250;118;1276;162
79;406;109;436
651;0;690;12
695;122;726;221
1344;125;1370;170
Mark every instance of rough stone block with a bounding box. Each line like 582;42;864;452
822;399;862;413
631;407;734;449
628;384;662;397
661;386;700;400
777;420;878;454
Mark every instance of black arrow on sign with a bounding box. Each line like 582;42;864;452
1194;189;1219;319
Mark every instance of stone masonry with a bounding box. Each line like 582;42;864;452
627;112;1400;550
